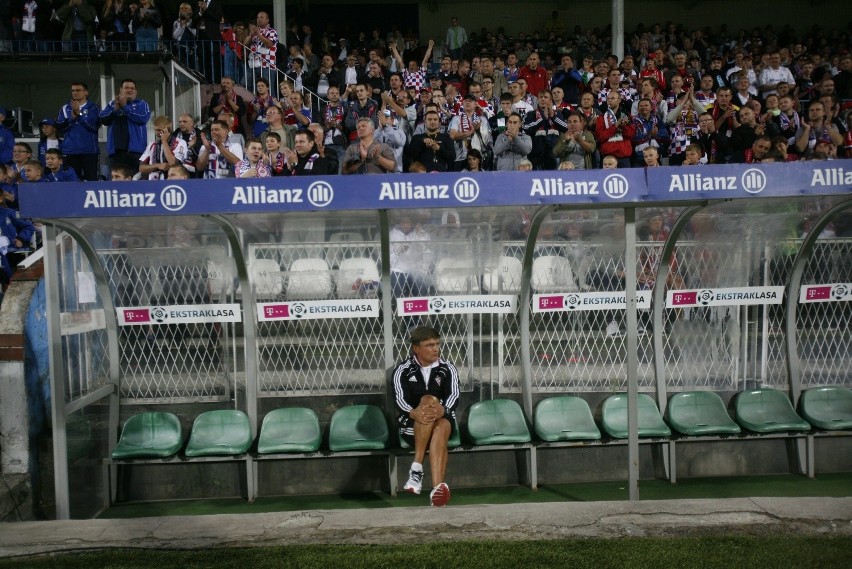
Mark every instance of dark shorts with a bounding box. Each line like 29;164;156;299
399;415;455;447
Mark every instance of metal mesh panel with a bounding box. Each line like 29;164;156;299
763;239;800;388
99;243;236;402
523;239;655;393
54;235;111;403
798;237;852;387
386;212;520;394
659;239;742;391
250;241;385;395
659;204;800;391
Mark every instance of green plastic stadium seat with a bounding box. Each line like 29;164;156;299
111;412;183;459
328;405;389;451
799;386;852;431
666;391;742;436
466;399;531;445
734;389;811;434
600;394;672;439
534;396;601;441
398;422;462;449
184;410;253;457
257;408;322;454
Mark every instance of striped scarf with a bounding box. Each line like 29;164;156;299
779;110;800;132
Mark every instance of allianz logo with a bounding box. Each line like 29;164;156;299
379;177;480;203
232;181;334;208
83;185;188;211
668;168;767;194
530;173;630;199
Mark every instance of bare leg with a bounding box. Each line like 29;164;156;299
428;418;452;486
412;419;437;466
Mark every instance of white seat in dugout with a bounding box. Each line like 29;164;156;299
531;255;578;293
336;257;380;299
250;258;284;300
435;257;480;294
483;256;523;294
205;246;234;300
329;232;364;243
327;231;367;269
287;258;333;300
207;259;235;299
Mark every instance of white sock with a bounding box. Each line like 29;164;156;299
411;462;423;472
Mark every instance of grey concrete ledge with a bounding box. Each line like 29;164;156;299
1;497;851;558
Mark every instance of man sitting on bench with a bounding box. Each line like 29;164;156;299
392;325;460;507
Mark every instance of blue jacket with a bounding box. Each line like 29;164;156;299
37;138;63;166
99;98;151;155
0;126;14;165
44;167;78;182
55;100;100;155
0;206;35;278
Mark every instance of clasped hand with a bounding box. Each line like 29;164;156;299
412;395;444;425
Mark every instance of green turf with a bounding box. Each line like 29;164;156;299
1;537;850;569
97;472;852;519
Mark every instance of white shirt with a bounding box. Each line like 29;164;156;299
345;66;358;85
759;65;795;95
139;138;189;180
389;226;432;278
202;140;244;179
418;359;439;388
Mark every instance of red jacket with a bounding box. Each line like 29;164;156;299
518;66;549;98
595;110;636;158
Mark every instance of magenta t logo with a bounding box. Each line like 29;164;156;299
805;286;832;300
123;308;151;323
671;291;697;306
402;299;429;314
538;295;564;310
264;304;290;319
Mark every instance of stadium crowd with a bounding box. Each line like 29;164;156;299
1;9;851;180
0;9;850;299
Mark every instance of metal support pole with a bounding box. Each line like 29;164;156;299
623;207;639;501
519;206;556;420
611;0;625;60
207;216;254;431
273;0;287;54
760;243;771;383
44;226;70;519
651;204;706;414
379;210;395;412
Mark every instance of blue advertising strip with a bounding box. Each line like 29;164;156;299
18;162;852;219
645;161;852;200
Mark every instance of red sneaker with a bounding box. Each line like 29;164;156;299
429;482;451;507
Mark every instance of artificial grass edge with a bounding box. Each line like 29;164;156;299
2;536;851;569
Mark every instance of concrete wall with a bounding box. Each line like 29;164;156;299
0;261;46;521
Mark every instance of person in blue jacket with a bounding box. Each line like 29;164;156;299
43;149;78;182
0;107;14;165
0;192;36;303
37;118;62;166
100;78;151;176
55;82;101;181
